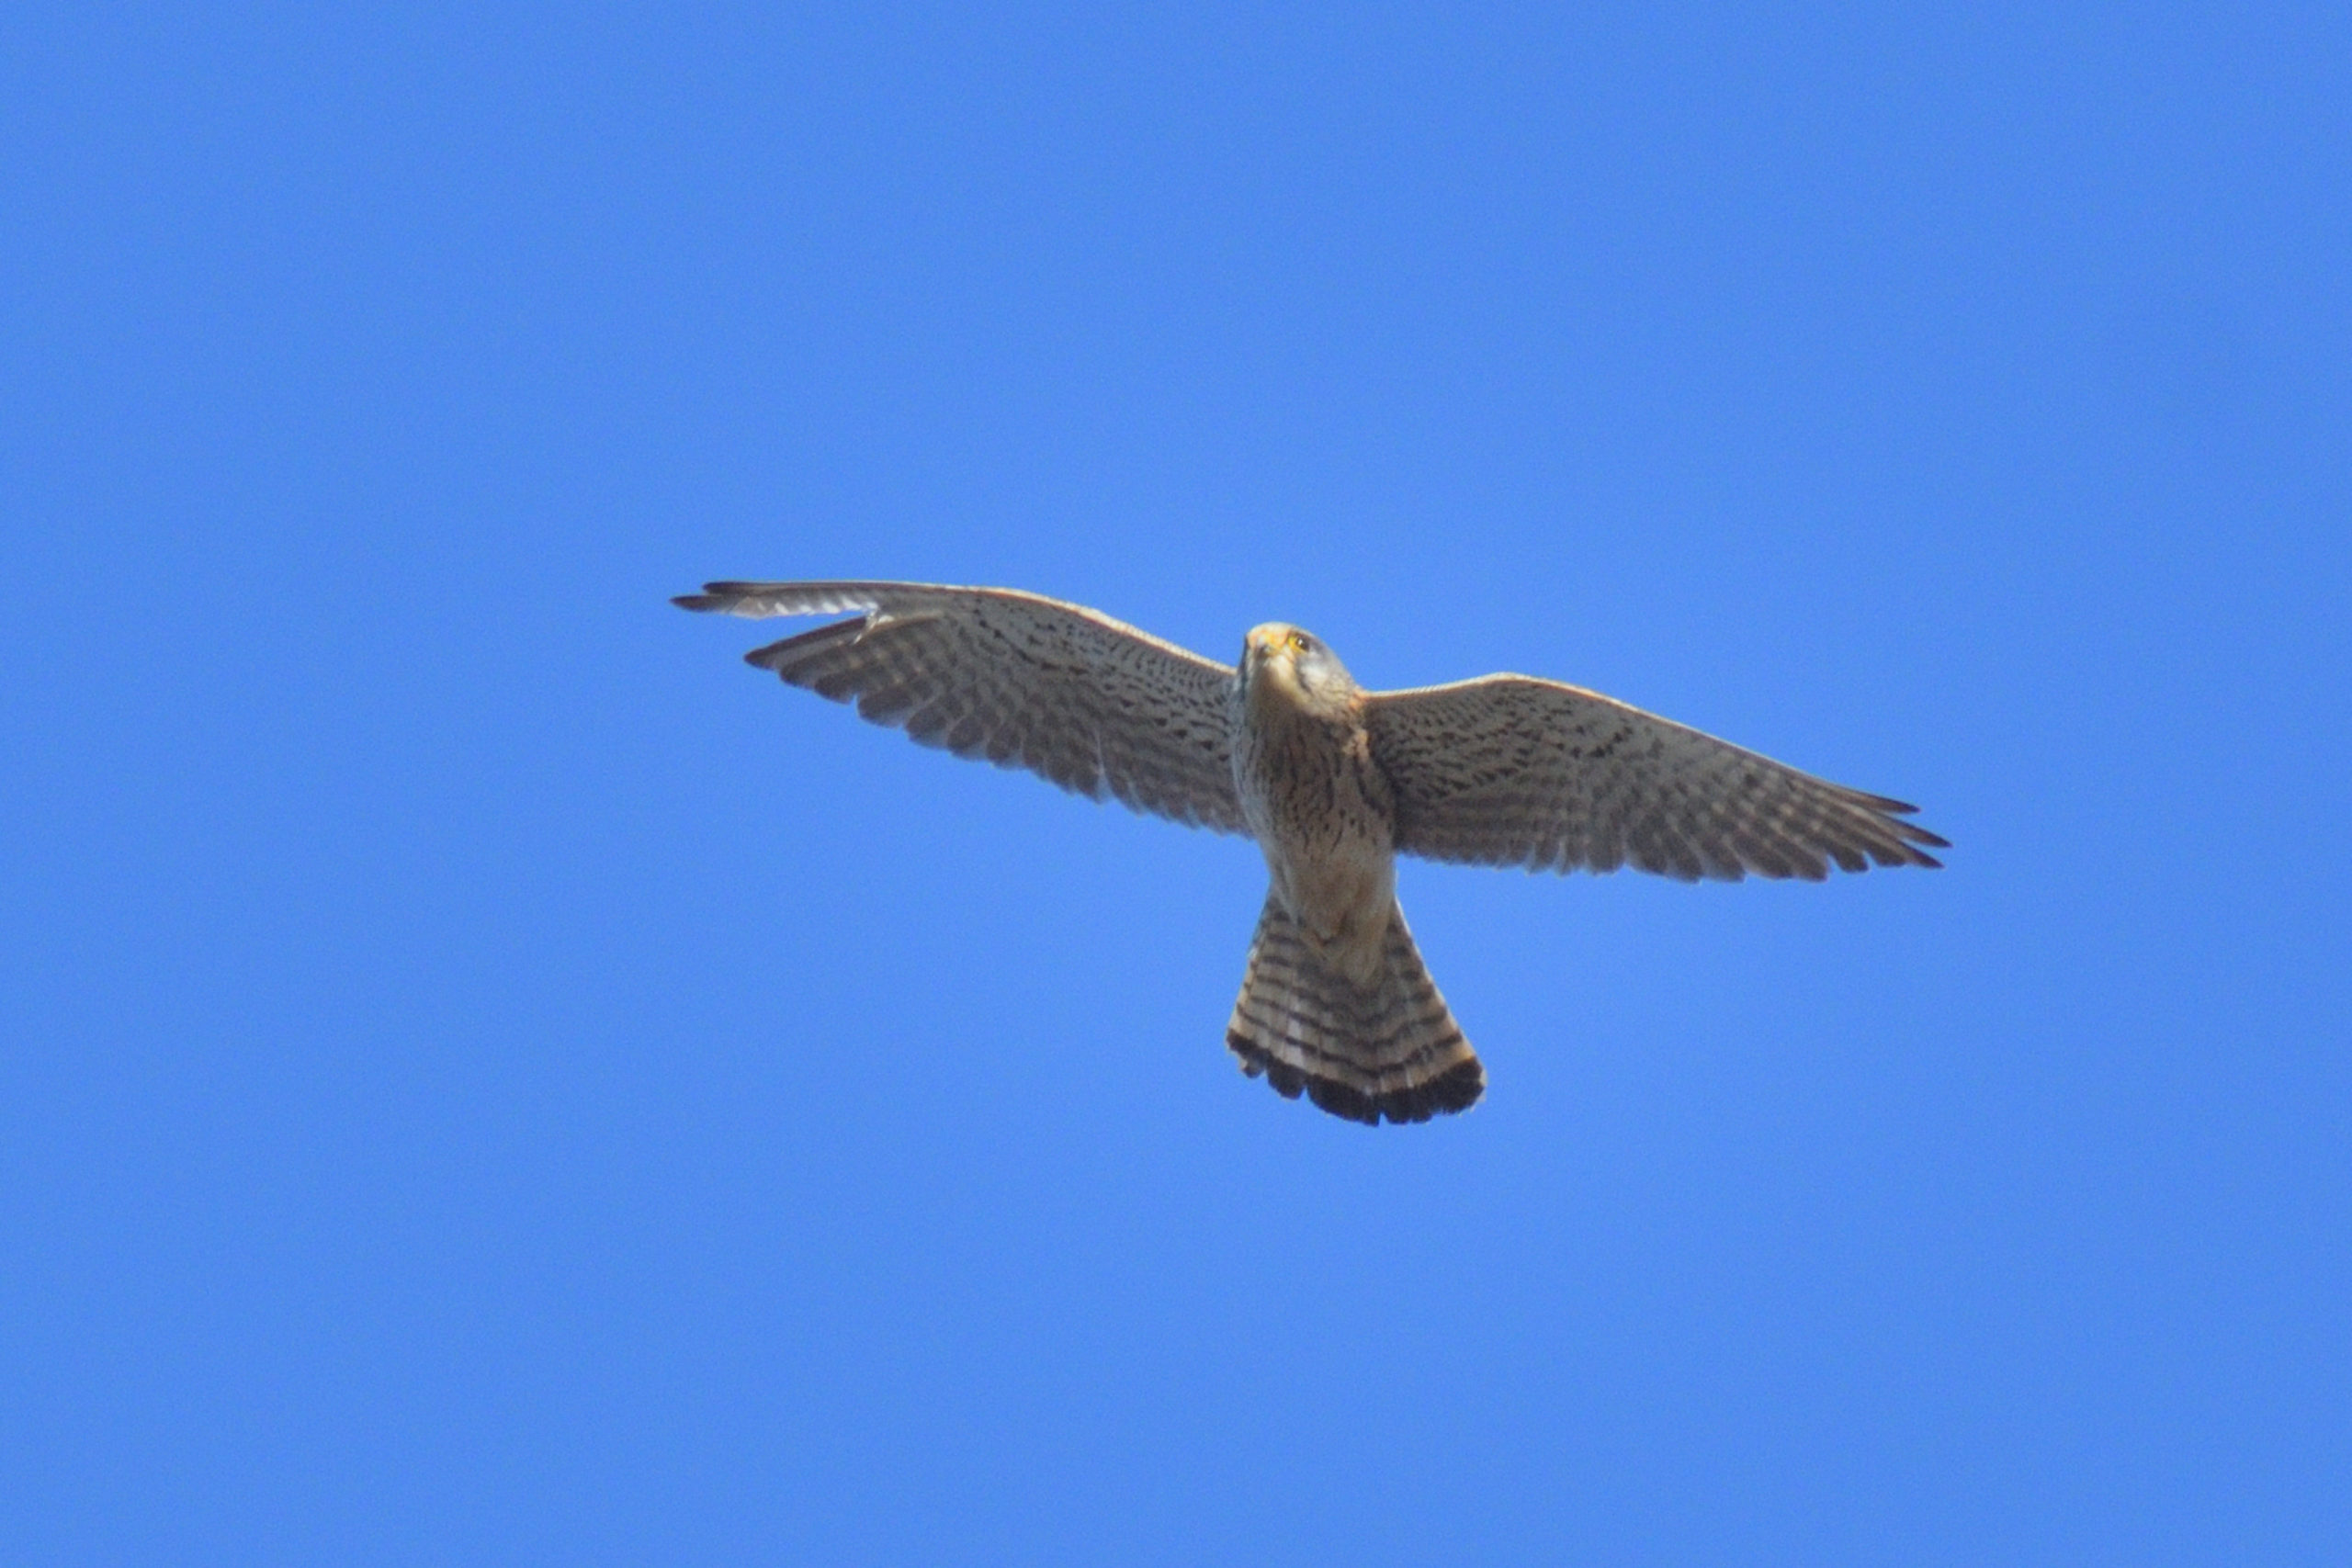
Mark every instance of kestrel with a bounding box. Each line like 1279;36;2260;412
675;581;1945;1125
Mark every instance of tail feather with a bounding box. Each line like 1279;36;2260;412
1225;895;1483;1125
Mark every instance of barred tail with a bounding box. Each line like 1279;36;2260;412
1224;894;1484;1125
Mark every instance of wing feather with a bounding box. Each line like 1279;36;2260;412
674;581;1248;834
1364;675;1944;881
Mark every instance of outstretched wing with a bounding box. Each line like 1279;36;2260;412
675;581;1248;834
1364;675;1945;881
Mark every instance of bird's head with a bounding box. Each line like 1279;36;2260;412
1241;622;1357;711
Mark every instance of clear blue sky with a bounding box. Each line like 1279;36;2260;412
6;5;2347;1563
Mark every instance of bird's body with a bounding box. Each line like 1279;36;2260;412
675;581;1945;1126
1222;623;1482;1120
1231;625;1394;986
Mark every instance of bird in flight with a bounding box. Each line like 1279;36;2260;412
675;581;1945;1126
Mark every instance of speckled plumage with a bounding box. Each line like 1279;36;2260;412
677;580;1946;1126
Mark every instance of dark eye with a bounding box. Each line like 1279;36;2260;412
1287;630;1312;653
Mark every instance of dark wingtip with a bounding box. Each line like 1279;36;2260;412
1851;790;1925;816
741;637;801;671
1865;838;1944;873
1859;791;1950;865
1888;817;1950;868
675;581;774;612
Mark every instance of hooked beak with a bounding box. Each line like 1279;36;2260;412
1243;629;1294;678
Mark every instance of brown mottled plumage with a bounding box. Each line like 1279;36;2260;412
675;581;1946;1126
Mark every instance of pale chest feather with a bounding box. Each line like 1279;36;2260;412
1230;696;1393;851
1229;689;1398;976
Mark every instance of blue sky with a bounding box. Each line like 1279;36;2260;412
6;4;2347;1562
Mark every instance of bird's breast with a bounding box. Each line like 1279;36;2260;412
1230;694;1397;978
